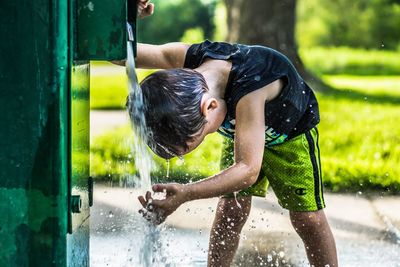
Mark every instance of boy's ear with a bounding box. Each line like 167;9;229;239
201;96;218;116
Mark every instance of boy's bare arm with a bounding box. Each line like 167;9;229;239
135;42;190;69
182;89;267;200
110;43;190;69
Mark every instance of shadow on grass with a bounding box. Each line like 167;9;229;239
317;83;400;106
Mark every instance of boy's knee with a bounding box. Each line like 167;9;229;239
215;197;252;230
289;210;327;233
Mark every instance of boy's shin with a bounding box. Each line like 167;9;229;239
207;196;252;267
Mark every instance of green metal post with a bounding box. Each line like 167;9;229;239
0;1;69;266
0;0;135;266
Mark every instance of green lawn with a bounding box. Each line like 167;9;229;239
300;47;400;76
90;74;400;192
90;61;153;110
317;75;400;192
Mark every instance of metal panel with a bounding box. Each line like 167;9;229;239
0;0;135;265
66;0;91;265
75;0;127;60
0;0;69;266
66;62;90;265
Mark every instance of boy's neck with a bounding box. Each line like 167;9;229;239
195;59;232;99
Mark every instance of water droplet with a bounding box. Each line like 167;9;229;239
267;254;272;262
166;159;170;178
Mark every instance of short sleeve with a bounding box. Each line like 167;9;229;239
183;40;213;69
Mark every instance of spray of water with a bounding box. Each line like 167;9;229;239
126;40;171;266
126;45;153;189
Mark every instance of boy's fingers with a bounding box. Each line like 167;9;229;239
145;3;154;15
151;199;166;210
152;184;165;192
138;196;147;208
145;191;152;202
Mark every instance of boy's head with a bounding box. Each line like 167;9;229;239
127;69;209;159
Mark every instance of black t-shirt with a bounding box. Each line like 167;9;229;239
184;40;320;146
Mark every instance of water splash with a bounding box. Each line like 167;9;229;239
166;159;170;178
126;42;153;190
126;40;170;266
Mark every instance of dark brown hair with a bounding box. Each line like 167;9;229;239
127;68;208;159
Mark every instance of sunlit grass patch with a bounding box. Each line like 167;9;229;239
317;75;400;192
90;61;154;110
323;75;400;97
300;47;400;76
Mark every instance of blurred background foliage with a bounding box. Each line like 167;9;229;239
90;0;400;193
137;0;217;44
297;0;400;50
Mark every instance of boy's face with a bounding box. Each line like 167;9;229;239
177;95;227;157
183;129;207;155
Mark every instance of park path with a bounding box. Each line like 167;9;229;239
90;110;400;266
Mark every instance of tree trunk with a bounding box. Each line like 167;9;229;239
224;0;325;90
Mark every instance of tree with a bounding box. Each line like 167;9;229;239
224;0;323;88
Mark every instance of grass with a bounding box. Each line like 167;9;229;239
90;74;400;192
300;47;400;76
89;61;153;110
317;75;400;192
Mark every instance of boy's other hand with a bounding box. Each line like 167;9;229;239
150;183;187;221
138;0;154;19
138;191;166;224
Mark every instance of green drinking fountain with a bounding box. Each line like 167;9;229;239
0;0;137;266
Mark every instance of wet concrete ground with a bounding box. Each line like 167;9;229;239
90;185;400;267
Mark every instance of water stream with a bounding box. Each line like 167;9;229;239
126;40;169;266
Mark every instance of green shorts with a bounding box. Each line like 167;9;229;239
221;127;325;212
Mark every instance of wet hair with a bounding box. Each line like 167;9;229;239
127;68;208;159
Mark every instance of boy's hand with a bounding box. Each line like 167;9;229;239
138;191;166;224
138;183;187;224
137;0;154;19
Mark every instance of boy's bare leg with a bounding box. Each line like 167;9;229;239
208;196;252;267
290;210;338;267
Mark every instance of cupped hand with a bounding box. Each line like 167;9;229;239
138;191;166;224
137;0;154;19
151;183;187;218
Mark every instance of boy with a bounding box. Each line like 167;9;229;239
127;1;338;266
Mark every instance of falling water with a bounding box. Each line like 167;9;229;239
126;37;169;266
126;44;152;189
